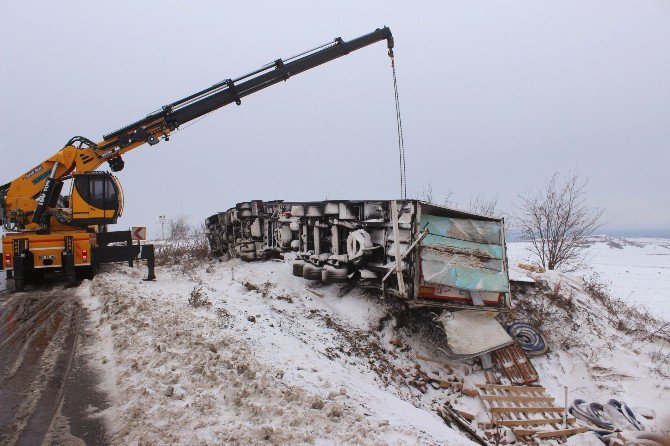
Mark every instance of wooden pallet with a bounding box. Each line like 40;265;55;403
477;384;588;444
491;343;539;384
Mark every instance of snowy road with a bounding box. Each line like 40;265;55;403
0;281;109;445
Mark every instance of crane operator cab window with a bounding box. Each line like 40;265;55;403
69;173;122;226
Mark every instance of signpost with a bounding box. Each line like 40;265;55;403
131;226;147;241
156;214;167;240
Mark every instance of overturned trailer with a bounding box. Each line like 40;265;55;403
205;199;511;313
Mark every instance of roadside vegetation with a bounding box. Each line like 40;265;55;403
155;214;210;267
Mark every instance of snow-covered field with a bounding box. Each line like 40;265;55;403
507;236;670;322
74;237;670;445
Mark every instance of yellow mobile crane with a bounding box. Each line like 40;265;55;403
1;27;395;291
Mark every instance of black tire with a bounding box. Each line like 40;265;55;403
292;261;305;277
506;322;548;356
76;266;96;281
302;264;323;281
322;266;349;283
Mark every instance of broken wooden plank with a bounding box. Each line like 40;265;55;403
305;287;323;298
534;427;589;439
489;406;565;414
481;394;554;403
415;354;454;372
461;387;479;397
456;410;475;421
477;384;546;393
496;417;576;427
440;405;488;446
513;428;541;437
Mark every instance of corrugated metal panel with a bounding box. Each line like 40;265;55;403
420;214;509;293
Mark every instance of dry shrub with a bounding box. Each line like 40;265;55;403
188;285;211;308
155;239;210;266
156;223;211;268
242;280;273;298
509;280;583;351
582;274;634;334
582;274;670;344
511;280;574;331
168;214;191;240
546;282;576;314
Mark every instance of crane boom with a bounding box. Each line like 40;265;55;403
101;27;394;151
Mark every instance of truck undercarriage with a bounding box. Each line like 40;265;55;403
205;199;512;312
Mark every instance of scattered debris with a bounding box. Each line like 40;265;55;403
505;322;548;356
478;384;588;442
569;398;645;433
518;263;546;273
491;343;539;384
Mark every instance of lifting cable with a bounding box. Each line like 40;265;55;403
390;52;407;200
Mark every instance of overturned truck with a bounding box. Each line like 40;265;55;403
206;199;511;314
205;200;517;363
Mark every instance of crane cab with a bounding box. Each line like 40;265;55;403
69;172;123;226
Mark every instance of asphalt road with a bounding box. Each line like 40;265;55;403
0;278;109;445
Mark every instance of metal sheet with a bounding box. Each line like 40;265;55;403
421;214;501;245
421;235;503;259
419;213;509;293
436;310;513;360
421;249;510;292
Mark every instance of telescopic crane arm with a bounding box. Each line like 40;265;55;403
1;27;394;228
102;27;394;154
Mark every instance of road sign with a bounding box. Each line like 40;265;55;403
131;226;147;241
156;214;167;240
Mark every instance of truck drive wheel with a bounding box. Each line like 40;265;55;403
292;260;305;277
322;265;349;283
302;263;323;281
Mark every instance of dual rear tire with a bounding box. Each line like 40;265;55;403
293;261;348;283
302;263;323;281
321;265;348;283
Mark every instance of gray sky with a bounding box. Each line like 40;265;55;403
1;1;669;238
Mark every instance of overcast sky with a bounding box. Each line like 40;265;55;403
1;1;668;238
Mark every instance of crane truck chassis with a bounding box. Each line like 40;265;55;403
1;27;394;291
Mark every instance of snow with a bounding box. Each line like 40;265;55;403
507;236;670;321
506;239;670;434
78;261;477;445
72;236;670;444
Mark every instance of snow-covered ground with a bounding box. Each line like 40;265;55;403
508;236;670;322
79;260;478;445
74;236;670;445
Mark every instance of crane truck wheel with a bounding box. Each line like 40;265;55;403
75;265;96;281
